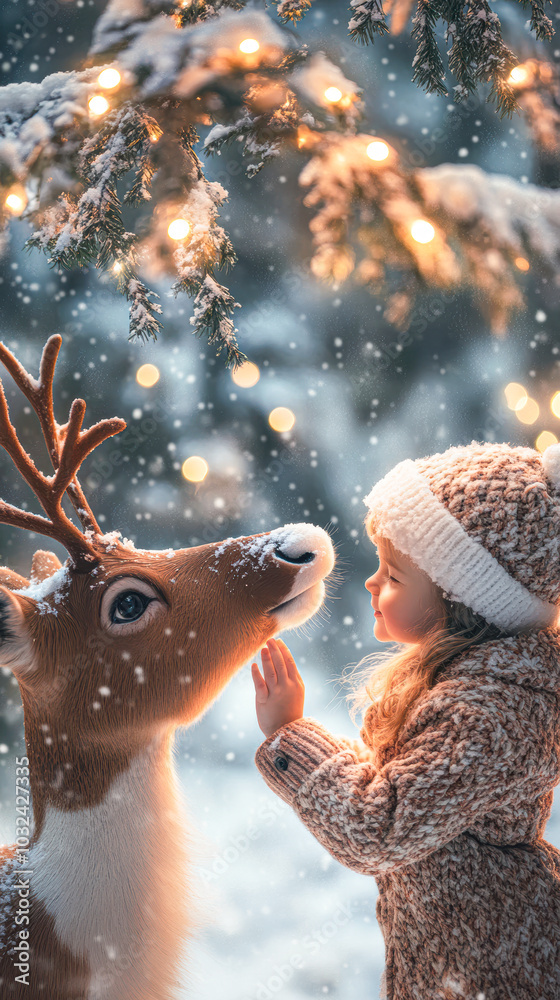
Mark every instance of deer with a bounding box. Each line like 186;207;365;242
0;334;337;1000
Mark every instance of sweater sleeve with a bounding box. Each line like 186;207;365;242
253;692;529;875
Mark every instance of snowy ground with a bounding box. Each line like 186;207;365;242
0;653;558;999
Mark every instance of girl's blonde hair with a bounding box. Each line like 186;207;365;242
343;521;515;762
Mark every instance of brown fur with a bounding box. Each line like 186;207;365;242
0;532;313;999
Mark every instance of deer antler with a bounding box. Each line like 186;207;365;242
0;335;127;573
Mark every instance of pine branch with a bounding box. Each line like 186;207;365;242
127;278;164;342
446;0;519;117
411;0;448;98
515;0;554;41
188;275;246;369
173;0;246;26
276;0;314;25
348;0;390;44
298;132;560;336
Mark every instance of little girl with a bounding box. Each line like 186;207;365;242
251;441;560;1000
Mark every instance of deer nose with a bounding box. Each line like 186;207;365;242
268;523;335;577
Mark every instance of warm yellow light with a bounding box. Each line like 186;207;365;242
509;65;528;85
182;456;209;482
167;218;190;241
504;382;528;411
113;261;122;273
239;38;260;53
536;430;558;453
366;140;389;161
411;219;435;244
97;68;121;90
269;407;295;433
515;397;539;425
324;87;343;103
136;364;160;388
231;361;260;388
514;256;530;271
551;392;560;419
149;133;159;143
5;193;26;215
88;95;110;116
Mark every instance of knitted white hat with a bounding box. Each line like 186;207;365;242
363;441;560;632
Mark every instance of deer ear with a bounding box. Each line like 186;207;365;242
30;550;62;584
0;586;35;675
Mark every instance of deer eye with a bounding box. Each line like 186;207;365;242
111;591;154;624
100;577;165;635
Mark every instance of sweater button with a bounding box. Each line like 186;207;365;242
274;754;289;771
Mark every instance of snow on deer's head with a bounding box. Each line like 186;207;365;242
0;336;337;819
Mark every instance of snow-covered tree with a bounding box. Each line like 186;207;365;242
0;0;558;360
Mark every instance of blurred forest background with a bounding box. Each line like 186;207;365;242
0;0;559;996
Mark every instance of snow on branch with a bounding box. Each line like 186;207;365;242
203;52;363;173
297;133;560;335
0;0;556;364
506;58;560;155
0;6;311;366
272;0;554;114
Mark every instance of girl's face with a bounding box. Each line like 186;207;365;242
364;536;443;644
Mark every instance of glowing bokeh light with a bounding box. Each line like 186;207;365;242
366;141;389;161
410;219;435;244
167;218;190;241
551;392;560;419
182;456;208;482
231;362;260;388
5;193;25;215
536;430;558;453
514;257;530;272
269;407;295;432
515;397;539;425
136;364;160;388
504;382;528;411
324;87;343;103
97;68;121;90
239;38;260;53
88;95;110;116
509;65;528;85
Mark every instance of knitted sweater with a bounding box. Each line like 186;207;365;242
254;628;560;1000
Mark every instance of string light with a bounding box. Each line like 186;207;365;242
88;95;109;116
410;220;435;244
167;218;190;240
239;38;260;53
182;456;208;482
504;382;528;411
136;364;160;388
366;140;389;161
4;192;26;215
324;87;343;103
514;257;530;271
113;262;122;273
536;430;558;453
97;68;121;90
269;407;295;432
515;397;539;425
508;65;528;85
231;361;260;388
551;392;560;419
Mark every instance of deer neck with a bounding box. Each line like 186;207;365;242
27;724;194;1000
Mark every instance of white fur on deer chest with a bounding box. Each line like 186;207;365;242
29;734;191;1000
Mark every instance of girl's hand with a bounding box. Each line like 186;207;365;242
251;637;305;739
